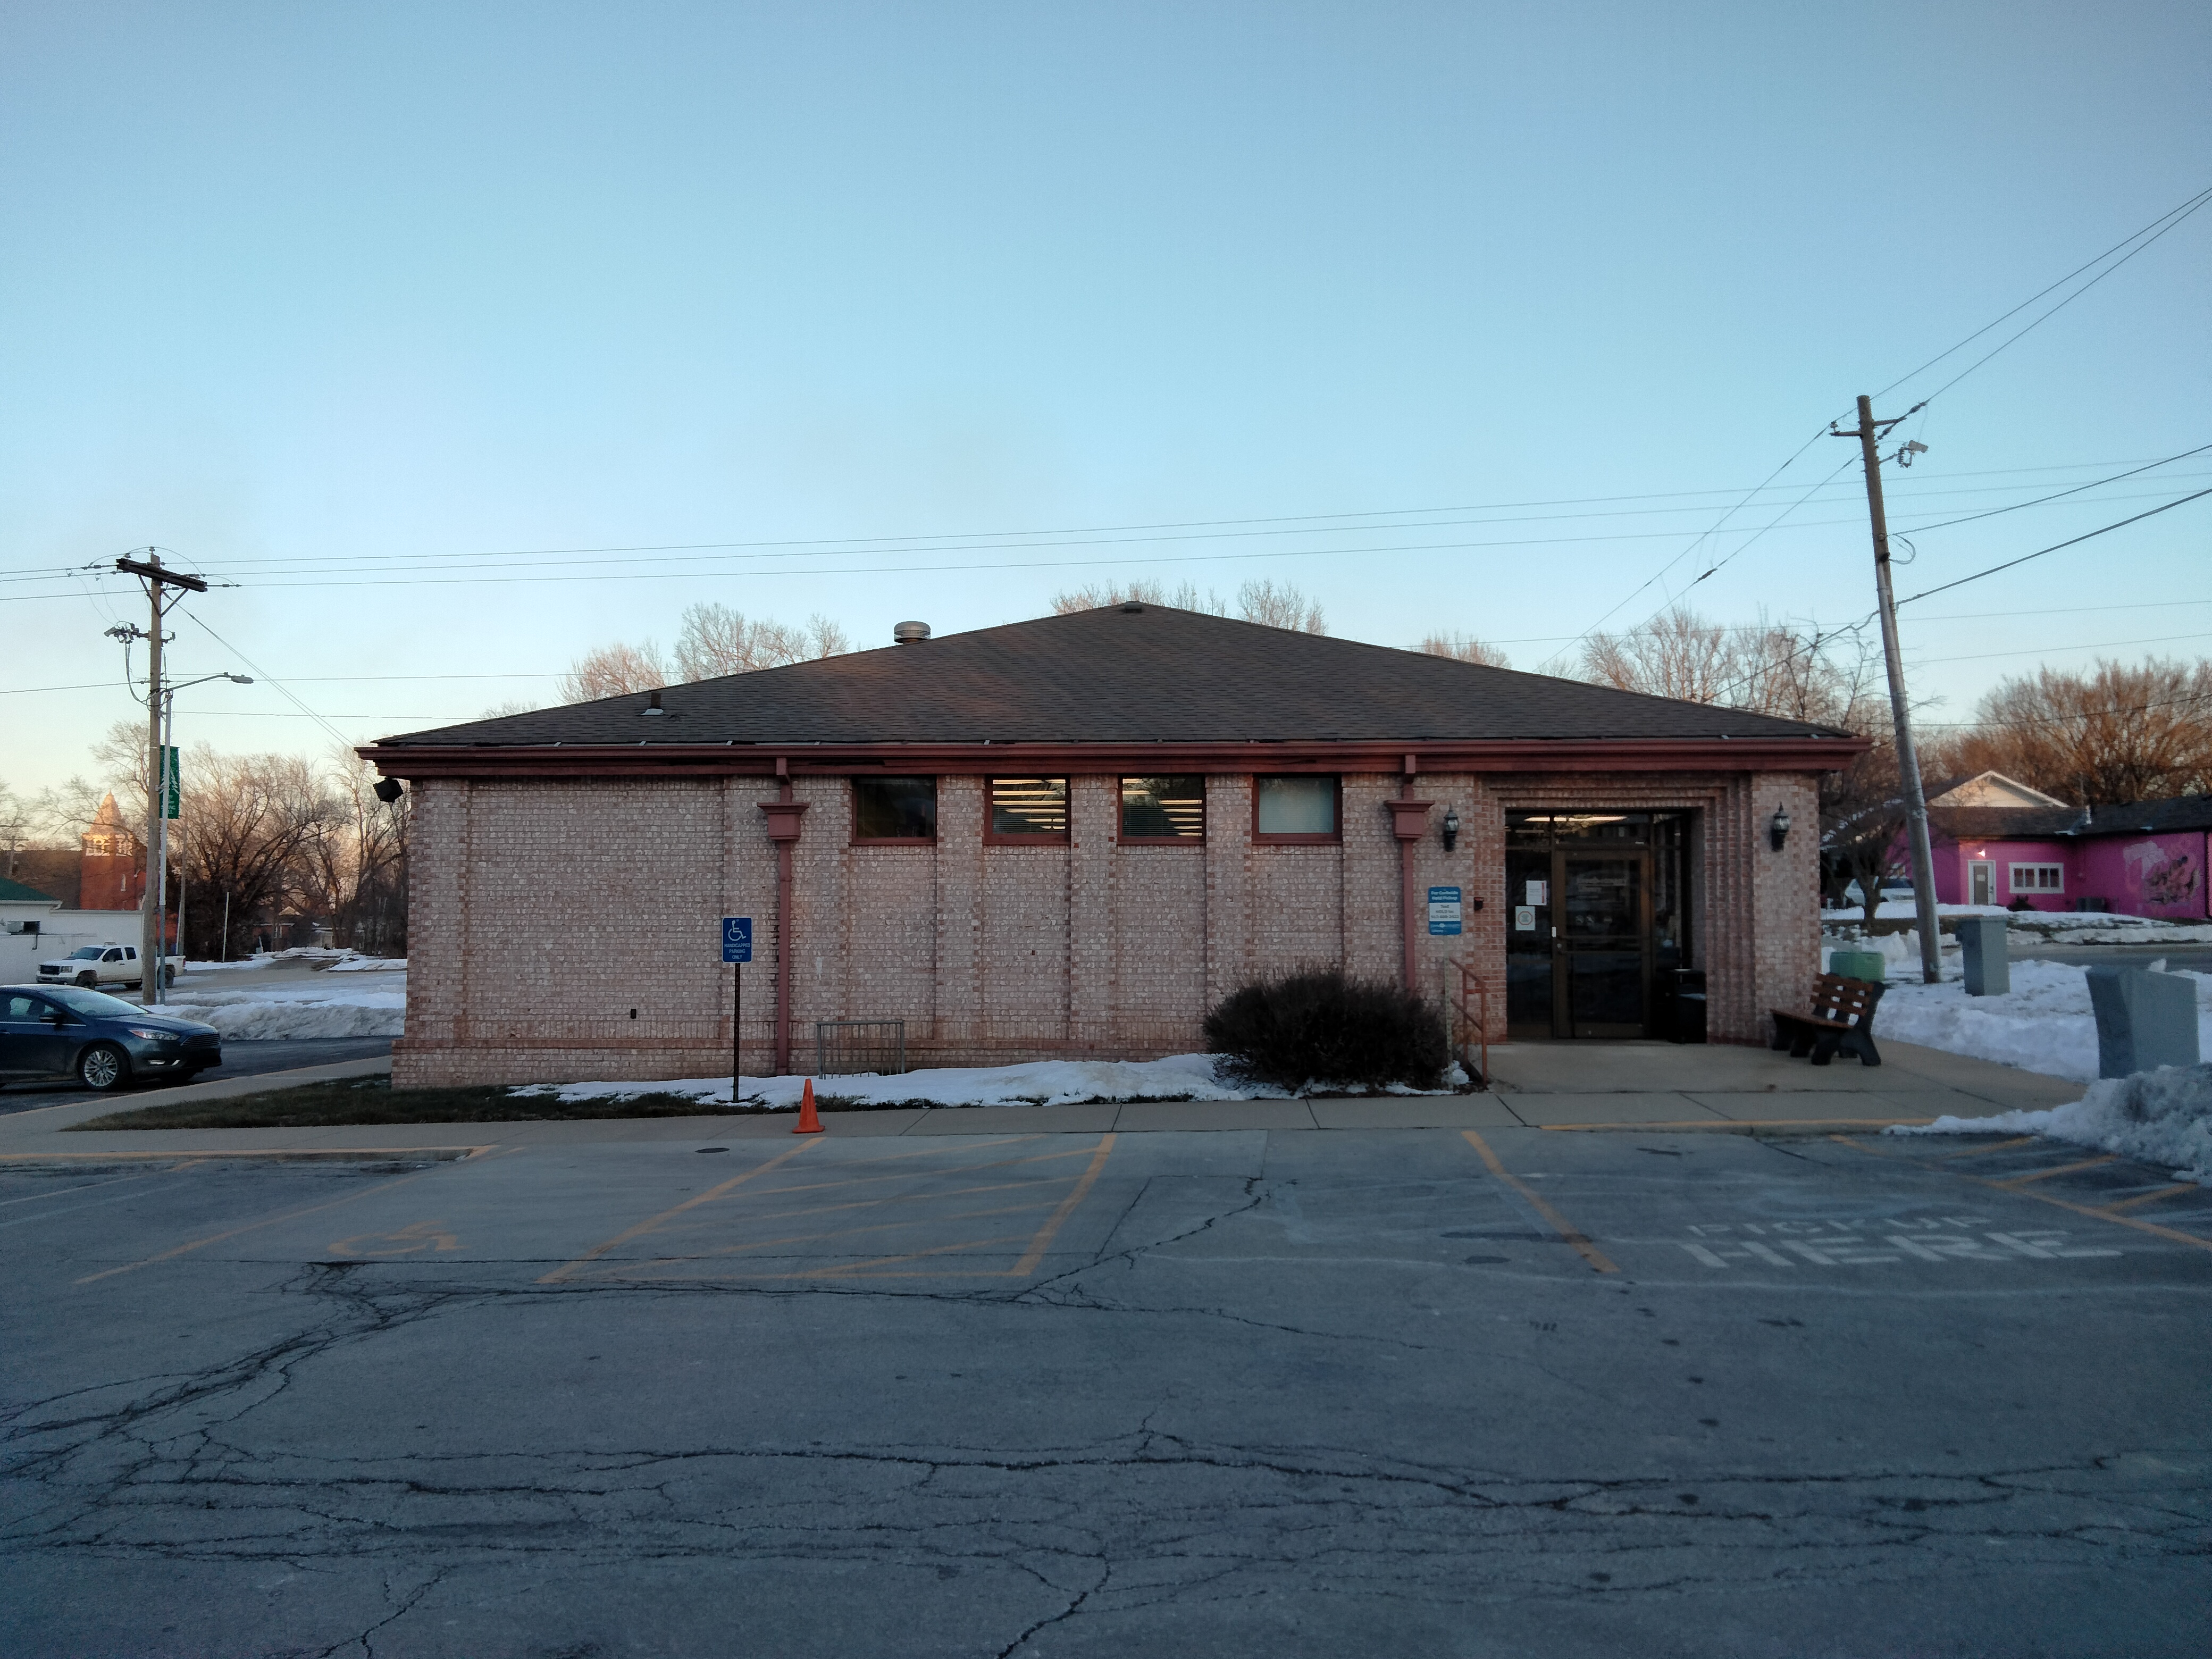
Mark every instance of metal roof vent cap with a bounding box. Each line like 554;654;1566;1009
1120;601;1144;613
892;621;931;644
643;690;667;716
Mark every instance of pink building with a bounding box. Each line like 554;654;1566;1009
1917;772;2211;919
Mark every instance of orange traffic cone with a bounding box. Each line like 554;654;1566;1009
793;1077;824;1135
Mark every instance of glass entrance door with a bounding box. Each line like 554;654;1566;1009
1556;853;1650;1037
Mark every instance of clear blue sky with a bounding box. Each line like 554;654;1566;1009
4;2;2207;793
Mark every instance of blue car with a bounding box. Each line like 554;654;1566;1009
0;984;221;1092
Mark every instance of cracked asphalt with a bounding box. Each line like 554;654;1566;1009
3;1126;2208;1657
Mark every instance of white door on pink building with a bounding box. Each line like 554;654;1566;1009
1970;862;1992;906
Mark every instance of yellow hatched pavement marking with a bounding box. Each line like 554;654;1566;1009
1462;1130;1618;1275
1996;1154;2119;1186
1833;1136;2212;1254
2098;1184;2200;1214
537;1138;820;1284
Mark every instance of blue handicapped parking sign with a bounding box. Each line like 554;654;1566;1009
721;917;753;962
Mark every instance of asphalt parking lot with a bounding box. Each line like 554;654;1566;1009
4;1125;2208;1658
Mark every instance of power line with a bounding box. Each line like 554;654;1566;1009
178;613;352;750
1876;181;2212;404
1896;487;2212;607
1892;442;2212;535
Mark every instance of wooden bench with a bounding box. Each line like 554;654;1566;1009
1770;973;1884;1066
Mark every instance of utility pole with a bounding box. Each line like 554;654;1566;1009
115;552;207;1002
1831;397;1942;984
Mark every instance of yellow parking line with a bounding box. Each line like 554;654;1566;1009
2099;1184;2199;1214
582;1197;1066;1278
1936;1136;2042;1159
1461;1130;1619;1275
1833;1137;2212;1254
537;1138;820;1284
1012;1134;1116;1275
74;1168;437;1285
1997;1155;2119;1187
753;1142;1103;1198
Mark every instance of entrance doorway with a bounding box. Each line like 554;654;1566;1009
1505;811;1692;1040
1970;861;1992;906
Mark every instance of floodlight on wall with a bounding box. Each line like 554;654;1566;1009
1442;807;1460;852
373;778;404;804
1770;805;1791;851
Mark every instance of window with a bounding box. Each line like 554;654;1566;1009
1254;775;1339;842
852;776;937;841
1120;775;1205;842
2009;862;2064;893
987;777;1069;843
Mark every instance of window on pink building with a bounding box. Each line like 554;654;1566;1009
2008;862;2063;893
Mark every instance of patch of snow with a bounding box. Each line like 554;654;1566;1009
1820;903;2212;946
1872;959;2212;1084
324;954;407;972
523;1053;1468;1111
157;968;407;1040
1891;1062;2212;1185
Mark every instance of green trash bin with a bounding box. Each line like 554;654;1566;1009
1826;949;1886;983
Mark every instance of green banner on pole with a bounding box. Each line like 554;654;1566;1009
161;745;181;819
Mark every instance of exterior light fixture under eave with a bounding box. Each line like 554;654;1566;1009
1770;806;1792;851
1442;807;1460;852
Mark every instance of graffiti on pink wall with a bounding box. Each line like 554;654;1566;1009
2078;832;2208;921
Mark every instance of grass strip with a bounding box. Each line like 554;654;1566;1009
67;1076;758;1132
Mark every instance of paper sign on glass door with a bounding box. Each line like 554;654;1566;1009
1526;880;1548;906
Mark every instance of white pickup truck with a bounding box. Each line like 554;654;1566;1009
35;944;179;990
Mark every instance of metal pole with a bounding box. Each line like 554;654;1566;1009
221;890;230;962
732;962;742;1100
143;562;164;1004
1851;394;1943;984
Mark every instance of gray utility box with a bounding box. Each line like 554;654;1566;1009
1955;916;2009;996
2085;966;2201;1079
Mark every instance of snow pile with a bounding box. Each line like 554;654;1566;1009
1892;1063;2212;1184
157;969;407;1040
324;954;408;973
1873;959;2212;1083
526;1053;1469;1112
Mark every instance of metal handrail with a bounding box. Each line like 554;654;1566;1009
1446;956;1490;1087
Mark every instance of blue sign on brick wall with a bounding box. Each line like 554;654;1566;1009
1427;887;1463;936
721;917;753;962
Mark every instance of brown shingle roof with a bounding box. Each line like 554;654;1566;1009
375;605;1858;750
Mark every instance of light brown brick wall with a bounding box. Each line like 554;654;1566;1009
392;766;1824;1085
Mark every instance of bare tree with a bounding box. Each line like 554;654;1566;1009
1050;580;1231;616
173;748;340;959
1235;578;1325;634
1932;657;2212;806
557;641;668;703
671;602;850;680
295;745;410;956
1578;608;1739;705
1420;632;1512;668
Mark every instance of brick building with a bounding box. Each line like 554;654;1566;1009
363;606;1865;1088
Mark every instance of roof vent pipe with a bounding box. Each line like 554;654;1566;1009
892;621;931;644
643;690;666;716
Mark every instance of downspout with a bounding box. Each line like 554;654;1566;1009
1384;755;1435;992
759;759;809;1076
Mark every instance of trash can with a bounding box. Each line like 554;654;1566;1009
1668;969;1707;1044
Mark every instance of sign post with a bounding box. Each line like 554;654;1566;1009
722;917;753;1099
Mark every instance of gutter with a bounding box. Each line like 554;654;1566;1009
358;734;1869;781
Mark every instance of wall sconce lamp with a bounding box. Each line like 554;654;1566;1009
1770;805;1791;851
1442;807;1460;852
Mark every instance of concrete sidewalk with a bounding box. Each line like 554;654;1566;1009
0;1038;2081;1162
